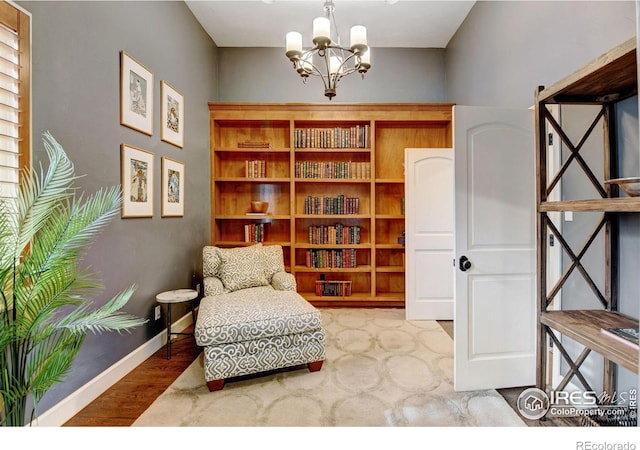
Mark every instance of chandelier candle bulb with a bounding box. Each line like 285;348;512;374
313;16;331;48
359;49;371;73
350;25;367;52
286;31;303;58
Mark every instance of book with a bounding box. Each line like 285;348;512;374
601;326;639;347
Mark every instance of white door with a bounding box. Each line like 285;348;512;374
405;148;454;320
453;106;536;391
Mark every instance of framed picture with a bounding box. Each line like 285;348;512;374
121;144;154;218
161;81;184;148
161;157;185;217
120;51;153;135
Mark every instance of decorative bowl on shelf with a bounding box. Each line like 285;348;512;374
604;177;640;197
250;201;269;213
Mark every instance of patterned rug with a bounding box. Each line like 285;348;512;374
133;308;525;426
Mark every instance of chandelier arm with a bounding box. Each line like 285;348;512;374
300;52;331;90
329;47;361;73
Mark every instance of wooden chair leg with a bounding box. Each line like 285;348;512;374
207;379;225;391
308;360;324;372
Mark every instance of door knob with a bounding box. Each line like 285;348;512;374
459;255;472;272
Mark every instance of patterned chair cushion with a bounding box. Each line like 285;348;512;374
203;276;227;296
271;272;296;291
195;286;323;347
203;246;223;278
218;244;269;292
262;245;285;281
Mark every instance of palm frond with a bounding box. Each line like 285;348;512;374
13;132;80;259
1;133;146;426
57;285;147;335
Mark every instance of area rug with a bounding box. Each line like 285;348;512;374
133;308;525;426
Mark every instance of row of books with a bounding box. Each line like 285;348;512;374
308;224;361;244
305;249;357;268
244;223;266;242
304;195;360;215
315;280;352;297
295;161;371;179
245;160;267;178
294;125;370;149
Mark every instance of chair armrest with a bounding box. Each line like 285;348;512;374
204;276;226;296
271;272;297;291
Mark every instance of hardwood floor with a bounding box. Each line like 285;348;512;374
64;321;561;427
63;328;200;426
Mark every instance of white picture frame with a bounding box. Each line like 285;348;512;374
161;81;184;148
120;51;153;136
121;144;154;218
161;157;185;217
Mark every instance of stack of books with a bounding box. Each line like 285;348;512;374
315;280;352;297
237;141;272;149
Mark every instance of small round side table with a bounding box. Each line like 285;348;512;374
156;288;198;360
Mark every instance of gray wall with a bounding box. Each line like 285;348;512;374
219;47;447;103
20;1;217;414
446;1;636;108
447;1;638;393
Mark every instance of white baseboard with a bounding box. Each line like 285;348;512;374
30;312;194;427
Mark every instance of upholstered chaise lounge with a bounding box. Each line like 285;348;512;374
195;244;326;391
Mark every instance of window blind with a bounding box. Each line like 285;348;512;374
0;21;19;200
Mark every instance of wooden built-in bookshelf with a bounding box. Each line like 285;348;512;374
210;103;453;307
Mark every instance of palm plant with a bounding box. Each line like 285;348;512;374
0;132;147;426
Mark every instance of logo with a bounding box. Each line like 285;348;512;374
517;387;550;420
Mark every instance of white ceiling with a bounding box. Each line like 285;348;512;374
186;0;476;48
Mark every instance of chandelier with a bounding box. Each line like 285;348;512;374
285;0;370;100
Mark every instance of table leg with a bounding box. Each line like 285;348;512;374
166;303;172;360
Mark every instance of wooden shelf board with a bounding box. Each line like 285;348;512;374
215;177;290;183
376;244;405;250
301;294;371;301
306;296;404;308
295;214;371;219
215;215;291;220
214;147;291;153
539;197;640;212
373;293;405;302
211;241;291;247
293;265;372;273
294;243;372;249
295;148;371;153
540;310;638;374
376;266;405;273
538;37;637;104
294;178;371;183
375;178;404;184
375;214;405;220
